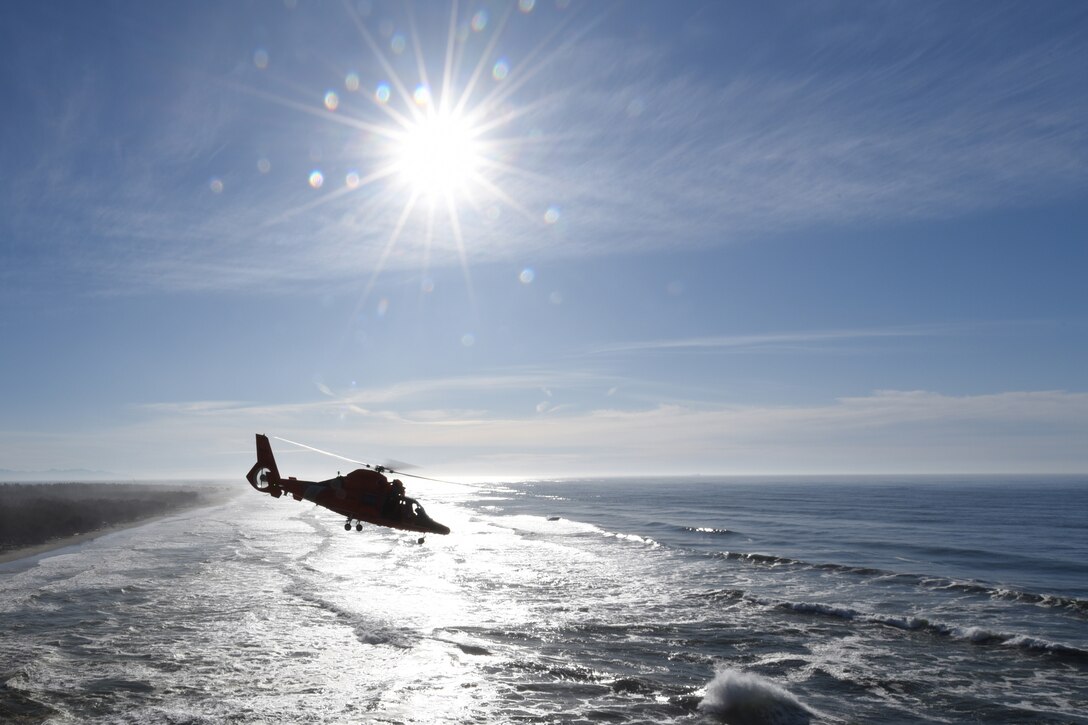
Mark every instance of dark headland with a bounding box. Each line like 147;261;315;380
0;481;237;563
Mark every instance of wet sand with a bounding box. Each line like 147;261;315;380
0;518;158;565
0;488;239;566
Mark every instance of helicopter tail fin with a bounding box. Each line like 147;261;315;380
246;433;282;493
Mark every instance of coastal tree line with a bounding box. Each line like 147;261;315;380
0;482;233;551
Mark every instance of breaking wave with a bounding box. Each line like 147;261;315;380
605;531;659;547
698;669;814;725
684;526;739;536
701;588;1088;661
498;515;660;547
770;597;1088;661
716;551;1088;616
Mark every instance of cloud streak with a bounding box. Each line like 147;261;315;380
4;3;1085;294
547;9;1088;253
584;324;966;356
81;384;1088;478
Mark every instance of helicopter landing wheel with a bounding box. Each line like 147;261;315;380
355;523;363;532
344;521;352;531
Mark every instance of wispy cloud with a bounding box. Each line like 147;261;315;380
584;324;964;356
5;3;1085;294
538;4;1088;252
64;385;1085;478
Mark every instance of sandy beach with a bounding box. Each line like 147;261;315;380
0;517;168;565
0;488;239;567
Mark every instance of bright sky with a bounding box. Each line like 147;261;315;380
2;1;1086;480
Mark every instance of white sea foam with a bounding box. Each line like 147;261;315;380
606;531;660;547
496;514;603;536
780;600;858;620
757;596;1088;661
698;669;814;724
4;478;1085;723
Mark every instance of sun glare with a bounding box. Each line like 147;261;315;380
394;111;481;198
247;0;573;306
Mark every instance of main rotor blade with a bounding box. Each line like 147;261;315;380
273;435;464;486
392;470;455;484
272;436;371;468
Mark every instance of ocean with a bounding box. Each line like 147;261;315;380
1;476;1085;723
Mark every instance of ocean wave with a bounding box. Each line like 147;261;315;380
283;582;414;649
610;676;656;695
703;588;749;603
884;618;1088;659
697;586;1088;662
697;668;814;725
715;550;1088;617
887;576;1088;617
719;551;801;567
814;562;887;577
433;637;493;656
974;586;1088;615
0;680;59;722
685;526;739;536
496;514;662;548
496;514;603;537
760;596;1088;662
509;659;606;684
604;531;660;547
776;600;859;620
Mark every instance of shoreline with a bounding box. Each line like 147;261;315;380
0;519;155;565
0;496;238;566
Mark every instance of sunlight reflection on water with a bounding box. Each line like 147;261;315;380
2;483;1086;722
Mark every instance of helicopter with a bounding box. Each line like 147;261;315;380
245;434;450;540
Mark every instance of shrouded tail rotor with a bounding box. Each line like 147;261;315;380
246;434;283;497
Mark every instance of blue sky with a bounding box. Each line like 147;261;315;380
1;1;1086;479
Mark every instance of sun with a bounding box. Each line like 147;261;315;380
393;110;482;199
247;1;564;304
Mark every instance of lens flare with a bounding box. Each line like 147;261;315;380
413;84;432;107
309;170;324;189
324;91;340;111
492;59;510;81
375;83;391;104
